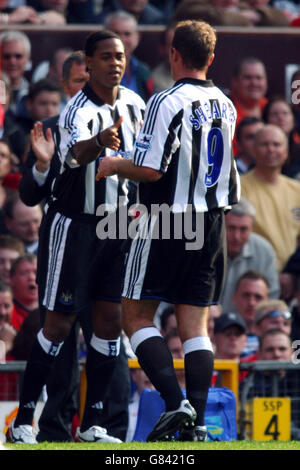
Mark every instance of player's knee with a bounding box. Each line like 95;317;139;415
94;308;121;338
43;318;73;343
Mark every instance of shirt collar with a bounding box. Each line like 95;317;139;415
174;77;214;87
82;82;121;107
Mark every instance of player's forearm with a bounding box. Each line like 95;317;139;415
72;136;103;166
114;158;162;182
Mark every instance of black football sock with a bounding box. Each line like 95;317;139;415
184;349;214;426
15;334;63;427
80;340;119;432
131;327;184;411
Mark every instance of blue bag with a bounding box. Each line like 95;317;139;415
132;387;237;442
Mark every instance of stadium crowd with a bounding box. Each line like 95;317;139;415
0;0;300;443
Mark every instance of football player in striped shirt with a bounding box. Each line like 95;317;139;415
97;20;240;441
7;30;145;444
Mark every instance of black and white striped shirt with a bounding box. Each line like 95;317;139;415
55;83;145;216
133;78;240;212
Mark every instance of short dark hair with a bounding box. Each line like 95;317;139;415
262;95;294;124
172;20;216;70
232;57;266;79
236;116;263;143
27;78;62;102
164;327;180;344
235;270;269;292
62;50;86;82
85;30;121;57
10;253;37;277
259;328;291;350
160;306;175;332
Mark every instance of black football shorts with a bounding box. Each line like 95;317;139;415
122;208;226;306
37;209;128;314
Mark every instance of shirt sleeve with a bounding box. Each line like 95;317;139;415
58;106;96;168
132;95;181;173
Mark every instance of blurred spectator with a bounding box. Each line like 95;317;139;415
208;304;222;347
241;124;300;271
32;47;73;84
28;0;96;23
240;328;300;439
258;328;293;363
0;234;25;284
165;327;185;389
31;47;74;110
270;0;300;20
61;50;89;100
171;0;251;26
0;281;17;354
104;11;153;101
0;0;41;24
230;57;268;129
151;23;175;93
5;78;62;163
159;304;176;335
254;299;292;337
234;116;263;172
232;270;270;355
172;0;289;25
262;95;300;179
10;253;38;331
221;197;279;313
214;312;247;360
27;0;69;23
242;0;290;24
98;0;165;24
3;198;42;254
0;31;31;116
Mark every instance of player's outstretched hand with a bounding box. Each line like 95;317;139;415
98;116;123;151
95;155;123;181
31;121;55;172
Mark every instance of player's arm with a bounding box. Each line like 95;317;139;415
96;155;162;183
71;117;123;166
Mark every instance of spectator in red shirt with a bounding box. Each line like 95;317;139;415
10;253;38;331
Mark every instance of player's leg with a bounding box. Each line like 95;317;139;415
175;304;214;441
175;208;226;441
7;309;77;444
37;316;81;442
122;298;195;441
7;212;87;444
76;299;123;443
